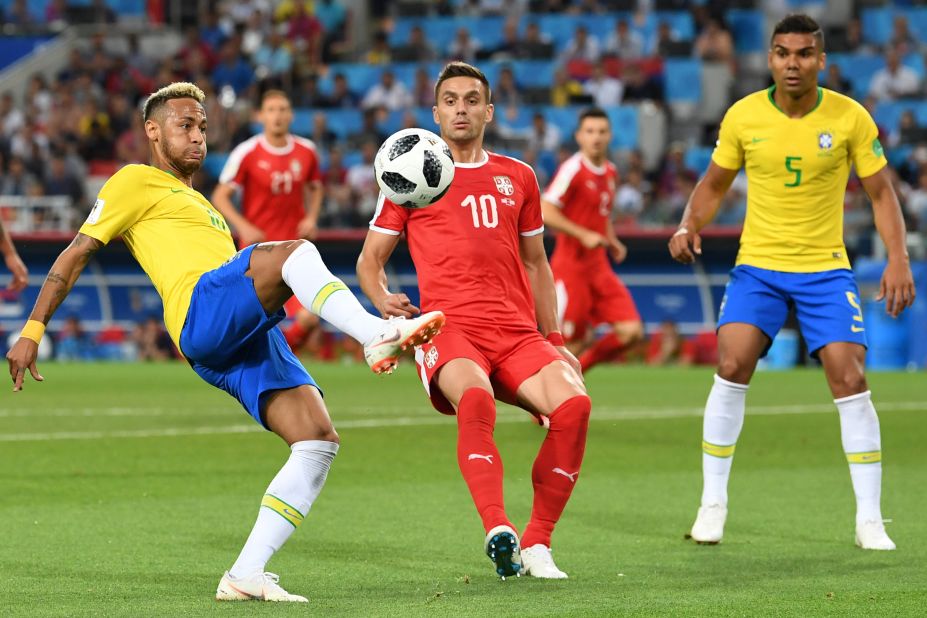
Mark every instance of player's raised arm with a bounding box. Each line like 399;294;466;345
6;232;104;391
541;198;605;249
357;229;419;318
859;167;916;317
668;162;738;264
0;218;28;292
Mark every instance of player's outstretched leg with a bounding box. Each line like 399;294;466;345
520;394;591;579
279;240;444;373
836;390;895;550
687;374;747;544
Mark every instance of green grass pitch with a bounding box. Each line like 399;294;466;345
1;362;925;616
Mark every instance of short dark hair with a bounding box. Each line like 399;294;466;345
771;14;824;51
143;82;205;122
260;89;290;108
578;107;609;127
434;61;492;104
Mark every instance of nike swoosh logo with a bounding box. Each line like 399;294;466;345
371;329;401;347
851;325;864;333
171;188;185;193
751;137;769;144
283;508;302;520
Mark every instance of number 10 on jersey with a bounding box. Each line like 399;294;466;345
462;194;499;229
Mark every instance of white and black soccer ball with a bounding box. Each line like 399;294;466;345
374;128;455;209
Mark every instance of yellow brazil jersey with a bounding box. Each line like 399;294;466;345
79;164;236;349
711;86;887;272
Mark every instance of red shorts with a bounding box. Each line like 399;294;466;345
554;263;639;342
414;326;564;415
284;296;302;318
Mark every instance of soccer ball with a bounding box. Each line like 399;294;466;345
374;128;455;208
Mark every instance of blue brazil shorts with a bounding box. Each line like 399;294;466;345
717;265;868;357
179;244;318;427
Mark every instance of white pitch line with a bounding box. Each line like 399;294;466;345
0;401;922;443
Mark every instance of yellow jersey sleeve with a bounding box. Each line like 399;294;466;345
849;104;888;179
79;165;151;244
711;106;744;171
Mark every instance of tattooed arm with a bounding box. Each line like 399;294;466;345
6;233;104;391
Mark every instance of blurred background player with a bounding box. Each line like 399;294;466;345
358;61;591;580
212;89;324;353
541;108;643;372
0;218;28;293
669;15;915;551
6;82;445;602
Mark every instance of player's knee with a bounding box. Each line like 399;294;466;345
617;321;644;345
549;394;591;429
716;357;754;384
828;371;868;399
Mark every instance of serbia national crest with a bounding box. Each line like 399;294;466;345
493;175;514;196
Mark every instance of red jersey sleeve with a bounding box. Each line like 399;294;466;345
369;193;410;235
518;164;544;236
218;139;253;188
296;137;322;183
542;155;581;208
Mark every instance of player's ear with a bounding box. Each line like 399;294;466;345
485;102;494;123
818;51;826;72
144;118;160;142
432;106;439;125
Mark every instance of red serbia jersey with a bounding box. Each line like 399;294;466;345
370;151;545;333
543;153;619;264
219;134;321;244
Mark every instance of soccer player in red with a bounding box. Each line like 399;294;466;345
212;90;323;352
357;62;591;580
541;108;643;372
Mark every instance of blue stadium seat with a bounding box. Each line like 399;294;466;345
330;63;384;95
607;106;639;150
0;35;55;72
664;58;702;103
201;152;229;180
726;9;766;54
684;146;714;175
861;7;893;46
827;53;924;100
651;11;696;41
341;150;364;169
511;60;555;89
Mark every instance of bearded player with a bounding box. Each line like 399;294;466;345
541;108;643;371
358;62;591;580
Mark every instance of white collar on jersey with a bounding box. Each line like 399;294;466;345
259;134;295;155
454;150;489;168
580;154;608;175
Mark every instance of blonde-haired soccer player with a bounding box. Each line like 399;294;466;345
669;15;915;550
5;82;444;602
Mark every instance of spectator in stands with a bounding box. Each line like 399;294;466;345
652;21;683;57
320;147;352;227
76;99;114;161
647;320;695;367
310;112;337;151
241;10;270;57
347;107;386;150
520;21;554;59
325;72;360;108
361;70;412;112
621;61;663;103
125;33;156;78
869;47;921;101
559;24;601;66
285;0;323;67
0;156;39;196
493;66;521;107
888;15;919;56
56;316;95;361
26;75;52;126
0;93;25;139
345;140;379;226
134;316;175;361
904;167;927;232
550;68;584;107
583;62;623;108
115;113;148;164
411;67;435;107
694;16;735;74
254;30;294;83
526;111;562;154
43;152;84;206
366;30;392;65
604;19;643;61
45;0;66;25
200;9;229;52
826;17;872;54
615;167;646;224
212;40;255;97
392;25;436;62
824;64;852;96
448;27;482;64
178;26;218;74
297;73;327;108
10;121;49;173
5;0;36;26
89;0;116;24
315;0;350;62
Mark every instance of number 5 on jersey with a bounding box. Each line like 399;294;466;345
462;194;499;229
785;156;802;187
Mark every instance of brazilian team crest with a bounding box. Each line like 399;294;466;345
493;175;514;196
818;131;833;150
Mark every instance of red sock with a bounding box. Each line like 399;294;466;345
521;395;591;548
579;333;623;372
456;388;511;533
284;321;309;351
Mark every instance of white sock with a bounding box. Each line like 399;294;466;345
835;390;883;524
229;440;339;579
281;241;383;345
700;374;748;507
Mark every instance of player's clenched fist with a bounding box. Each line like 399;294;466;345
668;227;702;264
